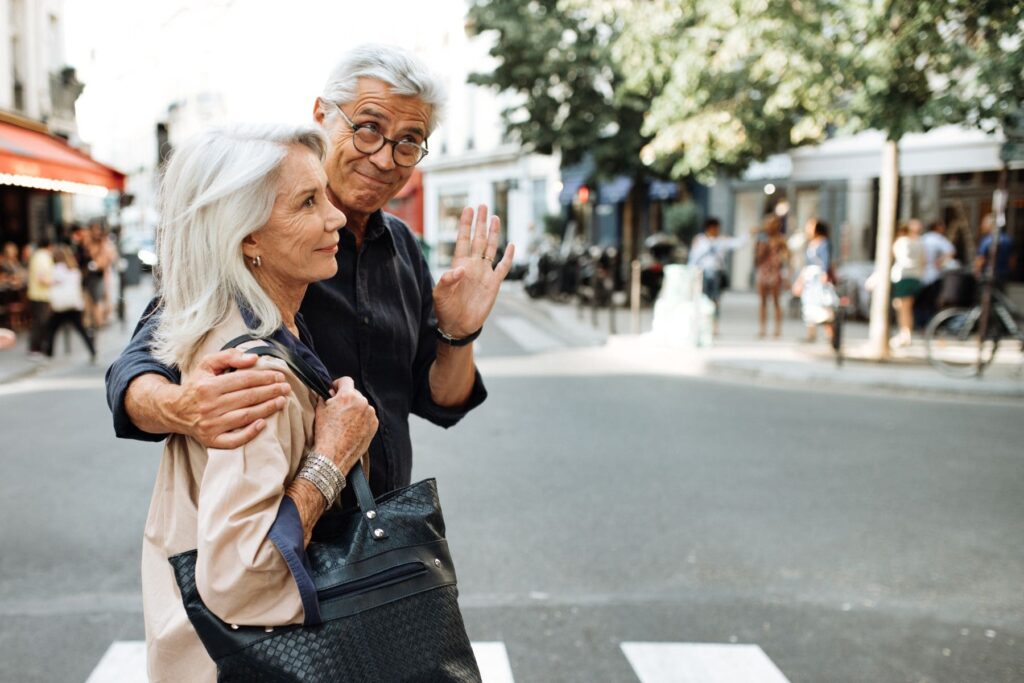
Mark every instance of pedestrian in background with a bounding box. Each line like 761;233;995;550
792;218;834;343
890;219;925;347
974;213;1016;290
83;223;115;329
1;241;27;287
44;244;96;363
917;219;956;323
754;213;789;338
688;217;749;336
26;237;53;356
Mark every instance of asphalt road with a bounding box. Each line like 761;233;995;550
0;291;1022;682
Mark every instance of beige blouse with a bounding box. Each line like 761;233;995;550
141;307;317;682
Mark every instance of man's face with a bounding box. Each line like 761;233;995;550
318;78;431;218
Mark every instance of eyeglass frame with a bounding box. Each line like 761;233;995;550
329;102;430;167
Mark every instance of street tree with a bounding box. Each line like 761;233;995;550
593;0;1023;357
466;0;650;177
466;0;674;263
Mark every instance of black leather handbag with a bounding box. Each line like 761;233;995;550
168;336;481;682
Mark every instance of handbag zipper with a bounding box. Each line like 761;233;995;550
318;561;427;601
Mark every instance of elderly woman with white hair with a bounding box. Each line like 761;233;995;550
141;124;379;681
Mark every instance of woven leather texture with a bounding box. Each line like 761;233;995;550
169;477;480;682
219;587;477;682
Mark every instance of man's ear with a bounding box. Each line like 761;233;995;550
313;98;326;126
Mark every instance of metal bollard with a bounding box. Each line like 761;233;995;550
630;259;641;334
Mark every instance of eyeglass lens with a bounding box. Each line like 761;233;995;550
351;128;424;167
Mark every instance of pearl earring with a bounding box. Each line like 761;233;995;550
252;255;262;267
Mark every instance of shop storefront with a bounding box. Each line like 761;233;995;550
0;113;125;247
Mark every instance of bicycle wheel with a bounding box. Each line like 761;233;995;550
925;307;1000;377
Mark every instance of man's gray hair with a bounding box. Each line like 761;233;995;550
152;123;327;369
320;43;447;133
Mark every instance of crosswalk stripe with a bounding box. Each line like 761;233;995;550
473;641;515;683
492;315;562;353
84;640;515;682
621;642;791;683
84;641;146;683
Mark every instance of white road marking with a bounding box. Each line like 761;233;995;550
621;642;791;683
0;377;105;397
85;640;516;682
84;641;146;683
492;316;562;353
473;641;516;683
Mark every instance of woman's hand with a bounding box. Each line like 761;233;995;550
313;377;378;473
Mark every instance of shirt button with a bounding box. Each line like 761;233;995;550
362;316;370;325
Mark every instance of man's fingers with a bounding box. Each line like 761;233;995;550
494;241;516;280
198;349;260;374
452;206;474;259
213;398;286;437
470;204;489;256
484;215;501;261
209;419;267;450
216;383;291;415
201;367;288;395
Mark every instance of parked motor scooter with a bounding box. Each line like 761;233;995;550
524;236;561;299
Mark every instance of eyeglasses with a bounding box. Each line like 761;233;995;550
331;103;429;167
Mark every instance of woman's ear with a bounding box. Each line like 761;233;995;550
313;97;326;126
241;233;259;260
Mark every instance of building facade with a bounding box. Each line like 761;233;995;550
0;0;122;247
713;127;1023;290
416;12;561;270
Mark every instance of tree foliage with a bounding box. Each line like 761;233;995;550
465;0;655;178
596;0;1024;179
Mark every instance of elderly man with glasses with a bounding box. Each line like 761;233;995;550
106;44;514;496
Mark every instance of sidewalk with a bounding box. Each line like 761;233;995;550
512;284;1024;400
0;278;154;385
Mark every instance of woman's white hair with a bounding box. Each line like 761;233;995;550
152;123;327;369
320;43;447;133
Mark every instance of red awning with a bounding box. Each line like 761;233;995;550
0;120;125;193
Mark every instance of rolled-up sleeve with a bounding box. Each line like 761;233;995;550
104;298;180;442
194;361;315;626
408;256;487;429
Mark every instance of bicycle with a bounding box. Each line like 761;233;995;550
924;277;1024;378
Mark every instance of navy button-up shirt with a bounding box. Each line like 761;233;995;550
106;211;487;495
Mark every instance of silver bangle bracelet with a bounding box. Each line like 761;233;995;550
297;451;346;507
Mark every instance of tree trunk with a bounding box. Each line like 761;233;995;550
867;138;899;359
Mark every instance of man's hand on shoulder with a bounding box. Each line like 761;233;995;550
127;349;292;449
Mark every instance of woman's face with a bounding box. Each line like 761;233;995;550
247;145;346;289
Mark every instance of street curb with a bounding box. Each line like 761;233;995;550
704;358;1024;400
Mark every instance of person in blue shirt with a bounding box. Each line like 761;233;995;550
974;213;1016;289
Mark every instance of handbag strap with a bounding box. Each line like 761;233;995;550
221;334;387;539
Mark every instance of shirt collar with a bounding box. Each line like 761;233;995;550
361;210;398;255
235;297;331;383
